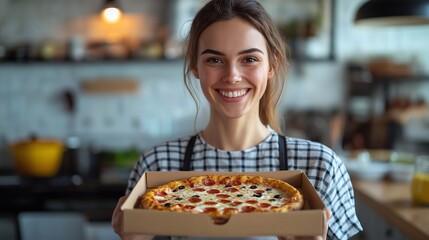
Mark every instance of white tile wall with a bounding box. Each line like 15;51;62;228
0;62;205;150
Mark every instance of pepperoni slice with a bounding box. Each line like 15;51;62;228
216;194;230;199
245;200;258;205
189;197;202;203
241;206;256;212
155;190;168;196
254;190;265;194
259;202;272;208
204;201;217;205
193;188;205;192
232;180;242;186
203;178;216;186
223;207;238;213
207;189;221;194
231;201;243;206
157;200;167;203
204;207;218;213
225;188;239;193
219;179;229;185
219;199;231;204
183;205;196;210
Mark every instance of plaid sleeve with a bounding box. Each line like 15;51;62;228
322;152;363;239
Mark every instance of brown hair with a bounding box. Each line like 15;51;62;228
183;0;288;133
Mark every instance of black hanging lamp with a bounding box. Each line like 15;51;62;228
101;0;122;23
355;0;429;26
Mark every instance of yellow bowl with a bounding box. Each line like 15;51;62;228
10;139;64;178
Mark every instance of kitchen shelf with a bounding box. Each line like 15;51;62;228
0;58;182;65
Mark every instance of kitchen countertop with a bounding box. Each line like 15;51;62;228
352;179;429;240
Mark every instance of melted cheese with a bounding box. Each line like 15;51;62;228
156;182;288;213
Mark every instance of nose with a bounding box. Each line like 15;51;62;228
223;63;242;84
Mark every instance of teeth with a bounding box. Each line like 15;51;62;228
219;89;247;98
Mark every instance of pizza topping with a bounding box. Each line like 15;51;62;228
225;187;239;193
219;199;231;204
189;197;202;203
164;203;172;207
207;189;221;194
204;207;218;213
203;178;216;186
156;190;168;196
204;201;217;205
250;185;258;189
216;194;230;199
192;195;200;198
241;206;257;212
253;193;262;198
259;202;271;208
274;194;283;199
232;181;241;186
193;188;205;192
245;200;258;205
231;201;242;206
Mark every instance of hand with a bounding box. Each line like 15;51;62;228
111;195;155;240
278;208;331;240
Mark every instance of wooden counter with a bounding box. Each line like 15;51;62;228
353;179;429;240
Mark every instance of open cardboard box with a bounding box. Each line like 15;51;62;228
122;170;326;237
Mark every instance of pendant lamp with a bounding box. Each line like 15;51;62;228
101;0;122;23
355;0;429;26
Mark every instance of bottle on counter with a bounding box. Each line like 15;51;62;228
411;155;429;206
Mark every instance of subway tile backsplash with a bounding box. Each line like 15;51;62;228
0;62;206;150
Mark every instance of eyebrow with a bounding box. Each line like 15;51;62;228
200;48;264;56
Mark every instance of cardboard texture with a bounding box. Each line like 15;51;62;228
122;171;326;237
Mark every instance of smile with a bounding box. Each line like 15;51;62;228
218;89;248;98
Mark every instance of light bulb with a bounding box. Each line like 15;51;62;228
102;7;122;23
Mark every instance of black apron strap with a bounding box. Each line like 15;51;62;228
278;135;288;170
181;134;197;171
181;134;288;171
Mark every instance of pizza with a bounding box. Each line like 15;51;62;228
140;175;304;224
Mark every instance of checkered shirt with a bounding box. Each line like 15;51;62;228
126;131;362;240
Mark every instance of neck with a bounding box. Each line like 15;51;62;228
202;113;270;151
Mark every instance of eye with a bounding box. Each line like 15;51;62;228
242;57;258;63
206;57;223;64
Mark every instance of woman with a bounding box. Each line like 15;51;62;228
112;0;362;239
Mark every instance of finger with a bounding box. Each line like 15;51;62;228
112;196;128;236
324;208;331;220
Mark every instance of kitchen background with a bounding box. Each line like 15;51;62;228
0;0;429;239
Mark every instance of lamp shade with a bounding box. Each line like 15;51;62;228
355;0;429;26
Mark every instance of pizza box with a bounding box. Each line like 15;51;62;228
121;170;326;237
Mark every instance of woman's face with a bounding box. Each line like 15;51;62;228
194;17;271;120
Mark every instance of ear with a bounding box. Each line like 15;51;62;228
268;68;274;79
192;69;199;79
